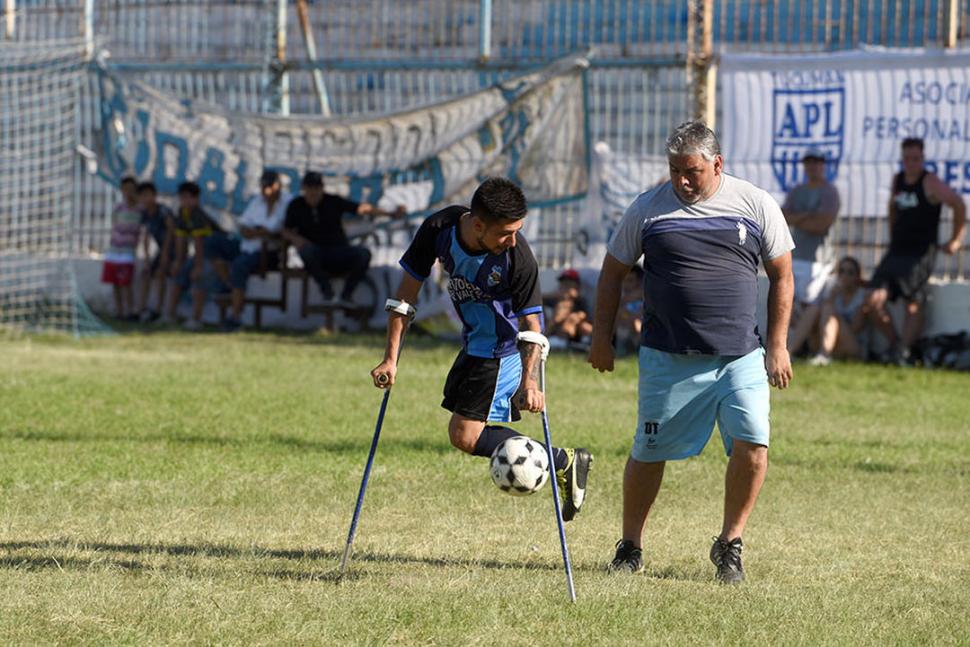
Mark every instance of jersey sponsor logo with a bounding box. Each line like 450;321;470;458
895;191;919;209
737;220;748;245
448;275;487;304
771;72;845;192
487;264;503;287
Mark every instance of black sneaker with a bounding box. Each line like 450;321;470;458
556;447;592;522
710;536;745;584
608;539;643;573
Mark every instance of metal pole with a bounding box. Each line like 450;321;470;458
4;0;14;40
686;0;715;126
83;0;95;58
479;0;492;62
944;0;959;49
296;0;332;116
276;0;289;115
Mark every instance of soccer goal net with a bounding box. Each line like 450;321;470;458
0;39;106;336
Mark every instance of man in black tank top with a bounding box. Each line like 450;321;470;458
868;138;967;362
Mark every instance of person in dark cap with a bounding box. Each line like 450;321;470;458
544;267;593;346
782;148;841;356
214;169;290;330
282;171;406;308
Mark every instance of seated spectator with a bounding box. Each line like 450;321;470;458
809;257;871;366
211;170;289;331
136;181;175;323
282;171;405;308
614;264;644;355
101;176;142;320
166;181;225;330
544;268;592;347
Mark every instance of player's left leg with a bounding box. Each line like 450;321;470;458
714;348;772;584
441;352;590;520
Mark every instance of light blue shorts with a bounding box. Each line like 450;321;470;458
632;346;770;462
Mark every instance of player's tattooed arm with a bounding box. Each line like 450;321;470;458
513;313;545;413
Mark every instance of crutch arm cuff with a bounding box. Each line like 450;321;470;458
385;298;416;319
516;331;550;361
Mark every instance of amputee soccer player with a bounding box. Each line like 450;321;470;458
589;121;795;582
370;177;592;520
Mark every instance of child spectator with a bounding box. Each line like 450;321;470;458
166;181;224;329
101;176;142;320
810;257;881;366
544;268;593;348
136;181;175;322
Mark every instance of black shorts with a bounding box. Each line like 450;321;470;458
870;248;936;303
441;351;522;423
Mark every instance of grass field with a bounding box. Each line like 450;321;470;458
1;331;969;645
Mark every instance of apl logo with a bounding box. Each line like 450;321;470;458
771;82;845;192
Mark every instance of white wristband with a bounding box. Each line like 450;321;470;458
385;298;416;319
516;331;550;361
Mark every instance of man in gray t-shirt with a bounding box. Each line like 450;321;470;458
782;149;840;355
782;149;840;304
589;121;794;583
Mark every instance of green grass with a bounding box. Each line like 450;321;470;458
1;332;969;645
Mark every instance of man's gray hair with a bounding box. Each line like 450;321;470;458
665;121;721;161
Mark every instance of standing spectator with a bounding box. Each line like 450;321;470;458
544;268;593;347
614;264;644;356
588;121;794;582
101;176;142;320
867;137;967;363
282;171;405;308
136;182;175;323
213;170;289;331
809;257;883;366
783;149;841;356
166;181;224;330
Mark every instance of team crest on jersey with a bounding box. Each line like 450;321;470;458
737;220;747;245
487;265;503;287
448;276;486;304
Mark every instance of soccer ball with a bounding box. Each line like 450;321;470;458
489;436;549;496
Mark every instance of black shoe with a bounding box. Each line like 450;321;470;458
710;536;745;584
556;447;592;522
608;539;643;574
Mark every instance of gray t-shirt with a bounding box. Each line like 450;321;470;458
608;173;794;355
782;182;840;264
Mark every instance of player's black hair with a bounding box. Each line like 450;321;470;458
136;181;157;194
901;137;924;151
470;177;528;223
120;175;137;188
177;181;201;196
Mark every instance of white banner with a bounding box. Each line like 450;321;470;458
721;47;970;217
96;56;589;217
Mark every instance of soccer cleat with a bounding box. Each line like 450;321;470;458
710;536;745;584
608;539;644;574
556;447;592;522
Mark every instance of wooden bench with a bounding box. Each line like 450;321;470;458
294;269;376;332
215;239;299;328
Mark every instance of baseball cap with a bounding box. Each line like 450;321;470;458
802;148;826;162
259;169;280;187
301;171;324;187
558;268;580;282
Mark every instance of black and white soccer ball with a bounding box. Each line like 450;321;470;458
489;436;549;496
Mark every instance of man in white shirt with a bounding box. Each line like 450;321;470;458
216;170;289;330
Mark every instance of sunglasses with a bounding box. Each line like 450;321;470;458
837;267;858;276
